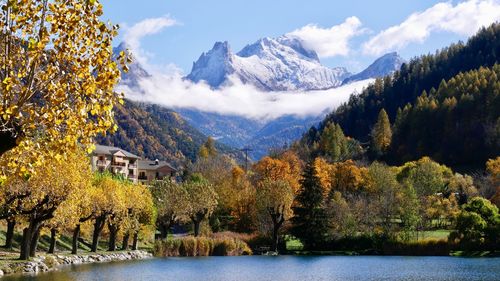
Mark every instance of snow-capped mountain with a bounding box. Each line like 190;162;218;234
113;42;150;90
343;52;405;84
116;39;405;160
186;37;351;91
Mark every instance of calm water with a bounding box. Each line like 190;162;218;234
3;256;500;281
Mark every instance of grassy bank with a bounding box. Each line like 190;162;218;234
284;229;498;257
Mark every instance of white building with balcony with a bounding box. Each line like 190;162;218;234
90;145;140;183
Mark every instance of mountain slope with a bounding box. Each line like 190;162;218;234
300;23;500;169
186;37;351;91
96;100;239;166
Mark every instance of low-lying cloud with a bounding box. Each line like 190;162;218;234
120;74;373;121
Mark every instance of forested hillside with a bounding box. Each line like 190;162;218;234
299;23;500;170
96;100;238;166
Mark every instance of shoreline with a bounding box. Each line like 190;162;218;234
0;250;152;277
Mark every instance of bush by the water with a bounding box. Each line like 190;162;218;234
153;236;252;257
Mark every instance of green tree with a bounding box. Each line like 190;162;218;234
319;122;349;162
290;161;328;249
367;162;402;237
371;109;392;156
399;184;421;241
450;197;499;249
397;157;453;197
150;180;188;239
184;175;218;237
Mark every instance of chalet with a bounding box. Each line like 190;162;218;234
137;159;178;184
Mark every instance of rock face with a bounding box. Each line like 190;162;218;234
0;251;152;276
186;37;351;91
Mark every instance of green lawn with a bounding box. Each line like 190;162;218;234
414;230;451;241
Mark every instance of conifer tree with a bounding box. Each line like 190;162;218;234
290;161;328;249
319;122;349;162
371;109;392;157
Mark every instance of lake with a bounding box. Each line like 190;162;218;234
3;256;500;281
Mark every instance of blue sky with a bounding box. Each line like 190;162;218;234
103;0;499;73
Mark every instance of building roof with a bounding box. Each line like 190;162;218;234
138;159;177;171
92;144;141;159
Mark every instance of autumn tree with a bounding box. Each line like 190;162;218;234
121;183;154;250
290;161;328;249
229;171;257;233
7;148;92;260
184;175;218;237
89;174;126;252
487;157;500;207
198;137;217;159
0;0;127;179
255;179;294;252
329;160;369;196
46;190;87;254
253;155;301;193
150;180;188;239
69;185;94;254
371;109;392;156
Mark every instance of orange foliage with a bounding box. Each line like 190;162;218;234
252;152;302;193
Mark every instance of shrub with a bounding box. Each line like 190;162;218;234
153;236;252;257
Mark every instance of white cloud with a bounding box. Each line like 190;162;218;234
286;16;365;58
123;15;178;64
119;74;373;121
363;0;500;56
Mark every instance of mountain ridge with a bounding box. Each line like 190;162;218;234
185;36;403;91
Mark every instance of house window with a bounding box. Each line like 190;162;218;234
129;169;134;175
139;171;147;180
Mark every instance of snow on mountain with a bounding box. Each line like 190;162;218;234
343;52;405;84
186;36;351;91
113;42;151;90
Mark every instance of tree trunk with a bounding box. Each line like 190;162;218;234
159;224;168;240
20;228;31;260
193;220;201;237
0;130;19;157
91;216;106;252
29;227;41;257
72;224;81;255
48;228;57;254
108;224;118;251
19;220;40;260
122;233;130;250
132;232;139;250
5;218;15;249
272;223;279;252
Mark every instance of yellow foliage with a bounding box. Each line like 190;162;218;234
0;0;126;179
